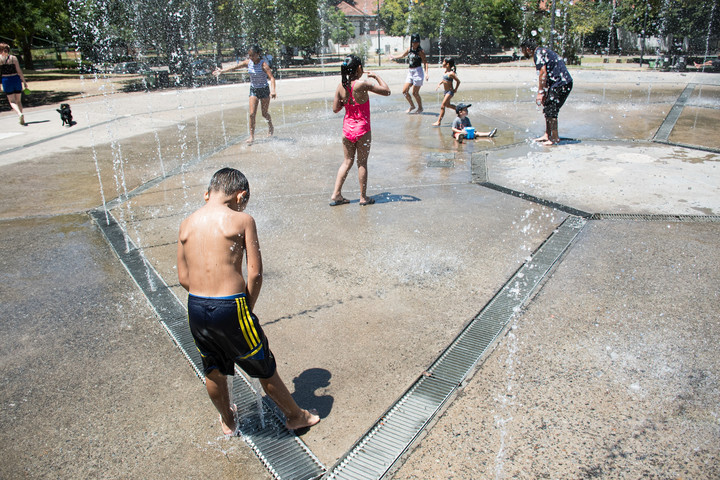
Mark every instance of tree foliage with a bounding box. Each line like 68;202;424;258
5;0;720;72
1;0;69;68
617;0;720;40
379;0;524;52
322;5;355;46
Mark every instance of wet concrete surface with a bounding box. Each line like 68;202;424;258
395;220;720;479
1;64;718;478
0;216;269;479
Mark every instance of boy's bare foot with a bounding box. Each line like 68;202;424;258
286;408;320;430
268;124;274;137
432;121;441;126
406;106;416;114
540;139;558;146
220;404;238;435
533;135;549;142
246;137;254;145
415;108;423;114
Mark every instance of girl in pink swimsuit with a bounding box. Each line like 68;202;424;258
330;55;391;206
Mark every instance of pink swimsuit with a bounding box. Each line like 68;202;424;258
342;81;371;143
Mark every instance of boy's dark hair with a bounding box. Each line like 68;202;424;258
208;167;249;196
248;45;262;56
521;39;537;51
410;33;421;44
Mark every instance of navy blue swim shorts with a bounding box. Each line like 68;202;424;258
187;293;277;378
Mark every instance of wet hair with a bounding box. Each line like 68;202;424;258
208;167;249;196
521;39;537;51
248;45;262;56
341;55;363;103
443;57;456;72
0;43;9;54
410;33;421;44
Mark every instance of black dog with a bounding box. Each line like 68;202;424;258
56;103;73;126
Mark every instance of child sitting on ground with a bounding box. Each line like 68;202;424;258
451;103;497;143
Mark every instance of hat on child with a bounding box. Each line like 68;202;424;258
455;103;471;112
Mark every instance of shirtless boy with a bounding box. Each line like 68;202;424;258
177;167;320;434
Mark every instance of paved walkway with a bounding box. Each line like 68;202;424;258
1;64;718;479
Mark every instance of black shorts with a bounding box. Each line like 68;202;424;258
187;293;277;378
544;82;573;119
249;85;270;99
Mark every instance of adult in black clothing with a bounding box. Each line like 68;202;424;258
521;39;573;146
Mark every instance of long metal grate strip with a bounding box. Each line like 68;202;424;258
591;213;720;222
653;83;695;142
323;215;587;480
89;208;326;480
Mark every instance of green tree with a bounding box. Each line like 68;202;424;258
618;0;719;51
379;0;435;38
379;0;523;52
277;0;321;52
323;5;355;47
2;0;70;69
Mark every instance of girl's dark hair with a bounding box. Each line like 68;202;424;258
208;167;249;196
443;57;456;73
248;44;262;55
340;55;363;103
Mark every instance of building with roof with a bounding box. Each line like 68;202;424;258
330;0;429;58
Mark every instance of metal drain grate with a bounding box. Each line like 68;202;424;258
653;83;695;142
591;213;720;222
426;152;455;168
89;208;326;480
323;215;587;480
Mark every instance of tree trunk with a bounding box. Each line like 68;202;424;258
21;36;34;70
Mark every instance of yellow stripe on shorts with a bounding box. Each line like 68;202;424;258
239;343;263;360
236;297;261;348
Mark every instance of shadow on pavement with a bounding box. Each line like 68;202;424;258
0;91;80;110
291;368;334;419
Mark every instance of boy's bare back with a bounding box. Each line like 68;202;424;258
177;194;263;307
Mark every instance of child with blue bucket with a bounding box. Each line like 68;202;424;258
451;103;497;143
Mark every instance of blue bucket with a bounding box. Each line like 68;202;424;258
465;127;475;139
